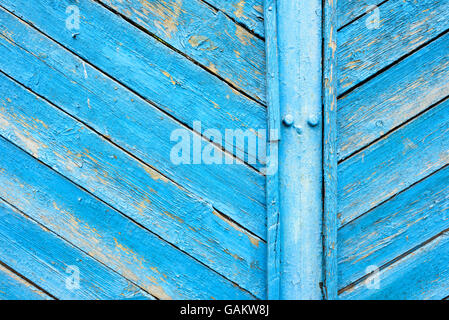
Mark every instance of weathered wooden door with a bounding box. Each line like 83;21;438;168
0;0;448;300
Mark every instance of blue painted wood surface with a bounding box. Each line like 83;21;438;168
263;0;281;300
1;0;266;166
0;73;262;298
0;0;448;300
335;0;449;300
323;0;339;300
339;164;449;290
99;0;266;103
0;5;266;241
0;263;52;300
277;0;323;299
0;197;154;300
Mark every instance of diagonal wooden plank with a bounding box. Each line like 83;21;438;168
340;230;449;300
338;31;449;161
0;198;154;300
0;263;52;300
0;73;265;298
203;0;264;38
0;0;266;165
338;0;449;95
339;165;449;290
98;0;266;103
0;6;266;239
338;97;449;227
0;137;256;299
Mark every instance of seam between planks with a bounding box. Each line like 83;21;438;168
0;5;265;174
0;136;259;299
0;259;57;300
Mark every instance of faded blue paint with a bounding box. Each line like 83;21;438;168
1;0;266;166
0;0;448;300
263;0;281;300
277;0;323;299
323;0;338;301
0;72;262;299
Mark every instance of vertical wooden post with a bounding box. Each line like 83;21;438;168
323;0;338;300
264;0;337;300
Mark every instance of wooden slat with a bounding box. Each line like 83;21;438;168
0;198;153;300
338;0;384;29
0;0;266;165
338;31;449;161
0;263;52;300
99;0;266;103
0;73;265;298
204;0;264;38
0;6;266;239
340;230;449;300
263;0;281;300
0;137;256;299
338;0;449;94
323;0;339;300
339;165;449;290
338;97;449;227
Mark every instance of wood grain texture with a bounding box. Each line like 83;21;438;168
204;0;264;38
0;0;266;166
0;137;255;300
0;263;52;300
338;0;384;29
323;0;338;301
340;230;449;300
338;0;449;94
263;0;280;300
339;165;449;290
99;0;266;103
0;74;265;298
338;31;449;161
0;198;154;300
338;97;449;227
277;0;323;299
0;6;266;240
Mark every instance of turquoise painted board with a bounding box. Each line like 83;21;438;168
0;0;448;300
